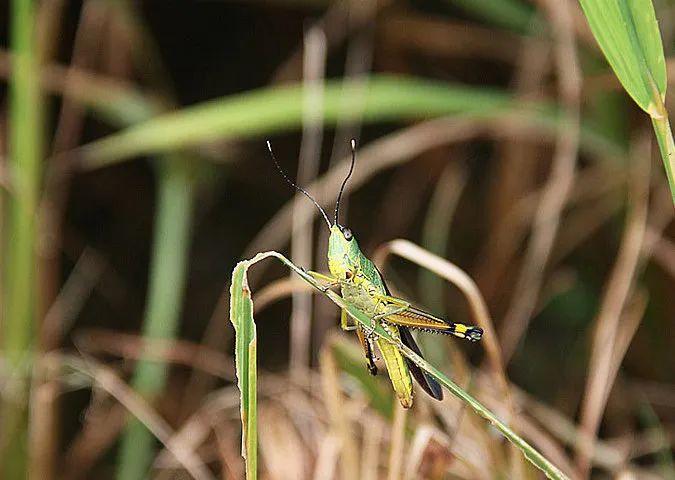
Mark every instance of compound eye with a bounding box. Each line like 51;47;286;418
343;228;353;240
344;270;353;280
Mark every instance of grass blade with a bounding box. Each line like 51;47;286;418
333;286;569;480
1;0;43;477
79;75;544;167
578;0;666;115
230;259;258;480
115;158;195;479
579;0;675;204
229;251;570;480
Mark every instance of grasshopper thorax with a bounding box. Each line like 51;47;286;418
328;224;361;281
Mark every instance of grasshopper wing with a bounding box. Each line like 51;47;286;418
399;326;443;400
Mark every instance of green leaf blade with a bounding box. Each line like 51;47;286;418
230;260;258;480
579;0;666;115
626;0;667;96
79;75;532;167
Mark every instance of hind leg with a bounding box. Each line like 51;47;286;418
356;326;378;375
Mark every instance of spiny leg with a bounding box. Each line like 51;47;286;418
373;292;483;341
356;326;378;375
342;310;378;375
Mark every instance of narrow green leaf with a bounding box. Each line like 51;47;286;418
230;259;258;480
578;0;666;115
116;158;195;480
79;75;541;167
1;0;43;476
230;251;570;480
77;75;628;169
580;0;675;205
328;286;570;480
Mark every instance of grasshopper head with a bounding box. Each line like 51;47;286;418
328;224;361;280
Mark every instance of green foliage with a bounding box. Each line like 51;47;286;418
579;0;675;204
116;158;195;480
578;0;666;115
80;75;543;166
1;2;672;478
76;74;630;174
230;258;259;480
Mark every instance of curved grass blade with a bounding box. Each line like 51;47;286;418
333;287;570;480
229;251;570;480
80;75;519;166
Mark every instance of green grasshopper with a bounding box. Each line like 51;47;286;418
267;139;483;408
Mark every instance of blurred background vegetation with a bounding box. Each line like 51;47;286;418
0;0;674;479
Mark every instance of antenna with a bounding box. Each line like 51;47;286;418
334;139;357;226
267;141;332;229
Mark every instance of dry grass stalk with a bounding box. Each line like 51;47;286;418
360;416;384;480
244;112;596;265
373;240;525;479
386;404;407;480
290;25;327;378
319;338;359;480
258;402;308;480
254;277;315;312
576;136;652;477
499;0;582;362
154;388;241;471
404;425;432;479
476;23;549;303
75;329;234;380
312;433;340;480
65;356;215;480
647;228;675;279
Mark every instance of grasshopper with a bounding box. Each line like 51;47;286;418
267;140;483;408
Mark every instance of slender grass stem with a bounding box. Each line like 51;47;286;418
116;158;194;480
651;114;675;205
1;0;42;477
